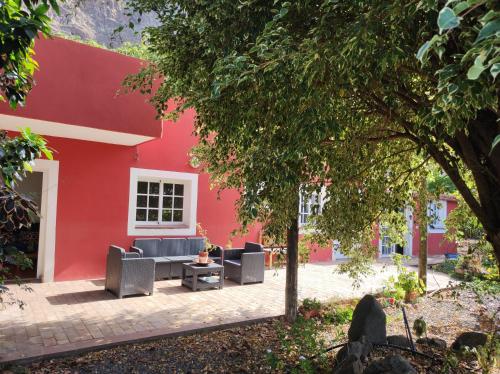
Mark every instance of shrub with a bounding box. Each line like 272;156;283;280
323;305;354;325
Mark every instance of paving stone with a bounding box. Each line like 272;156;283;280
0;263;454;362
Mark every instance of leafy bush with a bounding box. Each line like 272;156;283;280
323;305;354;325
434;259;458;276
266;317;328;373
384;254;425;302
301;298;321;312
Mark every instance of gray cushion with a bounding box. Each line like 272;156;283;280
224;259;241;267
133;239;160;257
187;238;205;255
159;238;187;256
165;255;197;263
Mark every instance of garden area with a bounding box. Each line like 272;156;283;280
2;279;497;373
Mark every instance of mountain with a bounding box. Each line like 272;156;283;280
49;0;157;47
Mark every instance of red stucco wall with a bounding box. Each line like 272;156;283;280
0;37;161;138
411;199;458;257
39;110;259;281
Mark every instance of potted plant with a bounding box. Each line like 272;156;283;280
299;298;322;319
196;223;215;263
385;254;425;303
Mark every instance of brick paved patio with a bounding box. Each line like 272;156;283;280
0;262;452;362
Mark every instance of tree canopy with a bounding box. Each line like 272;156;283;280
125;0;500;267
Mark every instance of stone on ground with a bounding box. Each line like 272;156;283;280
348;295;387;344
416;337;447;349
387;334;412;348
333;354;364;374
363;354;417;374
451;331;488;352
335;338;372;365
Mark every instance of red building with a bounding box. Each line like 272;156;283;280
0;37;456;282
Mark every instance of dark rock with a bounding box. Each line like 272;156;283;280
387;335;412;348
364;354;416;374
348;295;386;344
451;332;488;352
335;338;373;365
334;354;364;374
416;337;447;349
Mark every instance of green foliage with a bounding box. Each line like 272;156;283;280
413;316;427;339
56;32;157;61
474;332;499;374
0;129;52;307
385;254;426;301
124;0;500;271
267;317;328;373
0;0;60;108
434;258;459;275
323;305;354;326
0;128;52;188
300;298;321;313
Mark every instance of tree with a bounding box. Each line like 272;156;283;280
1;0;60;108
123;0;500;319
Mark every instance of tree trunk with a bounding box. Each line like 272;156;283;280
418;213;428;288
425;109;500;268
285;215;299;323
417;175;428;288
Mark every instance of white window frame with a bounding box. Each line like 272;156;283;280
427;199;447;233
128;168;198;236
298;189;325;228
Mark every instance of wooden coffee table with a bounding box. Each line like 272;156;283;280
181;262;224;291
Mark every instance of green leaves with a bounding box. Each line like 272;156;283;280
0;0;60;108
475;19;500;43
491;63;500;79
438;7;460;33
467;54;487;80
492;135;500;154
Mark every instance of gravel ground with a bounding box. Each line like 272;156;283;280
2;288;498;374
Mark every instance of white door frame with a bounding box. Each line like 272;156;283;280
32;159;59;282
404;207;413;256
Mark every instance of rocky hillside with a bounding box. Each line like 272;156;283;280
49;0;157;47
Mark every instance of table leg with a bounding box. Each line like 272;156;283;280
192;270;198;291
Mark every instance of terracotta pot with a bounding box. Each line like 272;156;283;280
301;308;321;320
198;251;208;263
405;290;419;303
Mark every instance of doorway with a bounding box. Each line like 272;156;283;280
6;171;43;280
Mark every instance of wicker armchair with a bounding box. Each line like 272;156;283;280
223;242;265;285
105;245;155;298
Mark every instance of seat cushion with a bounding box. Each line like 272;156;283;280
224;259;241;267
133;239;160;257
165;255;197;263
159;238;187;256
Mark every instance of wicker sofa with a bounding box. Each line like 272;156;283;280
130;237;223;280
105;245;155;298
223;242;265;285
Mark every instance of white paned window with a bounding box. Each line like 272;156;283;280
299;192;322;226
135;181;185;224
128;168;198;236
428;200;447;232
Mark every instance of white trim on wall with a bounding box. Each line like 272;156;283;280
127;168;198;236
32;159;59;282
0;114;155;146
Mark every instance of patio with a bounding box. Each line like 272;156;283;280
0;262;453;363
